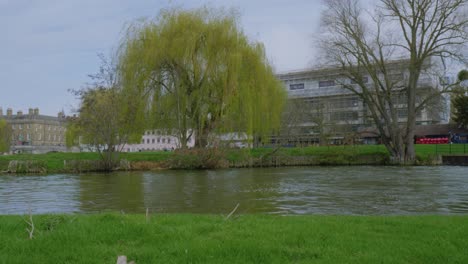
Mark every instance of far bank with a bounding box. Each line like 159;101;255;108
0;144;466;174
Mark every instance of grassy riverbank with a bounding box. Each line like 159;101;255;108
0;214;467;263
0;144;449;173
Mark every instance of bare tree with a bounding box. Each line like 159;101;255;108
68;54;144;171
319;0;467;163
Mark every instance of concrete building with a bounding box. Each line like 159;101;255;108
0;107;67;153
275;60;450;145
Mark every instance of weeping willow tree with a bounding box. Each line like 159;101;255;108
118;7;286;148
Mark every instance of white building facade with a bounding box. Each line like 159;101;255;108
121;130;195;152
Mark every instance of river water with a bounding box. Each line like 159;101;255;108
1;166;467;215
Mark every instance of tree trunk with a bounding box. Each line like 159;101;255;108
404;67;420;164
194;129;208;148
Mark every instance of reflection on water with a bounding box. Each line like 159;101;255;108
1;166;467;215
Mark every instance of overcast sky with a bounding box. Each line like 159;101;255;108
0;0;323;116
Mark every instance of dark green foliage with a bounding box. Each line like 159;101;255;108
452;95;468;128
0;119;11;153
169;148;229;169
457;69;468;81
0;214;467;263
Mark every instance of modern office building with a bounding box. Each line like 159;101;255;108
0;107;67;153
275;60;450;145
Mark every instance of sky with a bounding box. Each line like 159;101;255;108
0;0;324;116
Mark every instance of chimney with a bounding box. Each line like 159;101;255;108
34;108;39;115
29;108;34;115
17;110;23;116
7;108;12;116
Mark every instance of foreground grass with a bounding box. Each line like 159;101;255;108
0;214;467;263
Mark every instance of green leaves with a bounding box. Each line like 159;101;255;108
0;119;12;153
118;7;286;148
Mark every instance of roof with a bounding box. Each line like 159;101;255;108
1;114;65;123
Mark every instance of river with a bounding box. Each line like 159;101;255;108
1;166;467;215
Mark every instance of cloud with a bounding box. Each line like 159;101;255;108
0;0;324;115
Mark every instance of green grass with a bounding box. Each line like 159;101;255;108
0;214;467;263
0;144;465;172
0;151;173;172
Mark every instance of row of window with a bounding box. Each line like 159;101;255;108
142;138;173;144
289;77;371;90
302;97;360;109
330;111;360;121
144;130;176;136
125;147;174;152
12;133;62;142
11;124;64;131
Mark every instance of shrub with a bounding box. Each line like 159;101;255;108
169;148;229;169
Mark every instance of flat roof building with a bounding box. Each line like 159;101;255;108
275;60;450;145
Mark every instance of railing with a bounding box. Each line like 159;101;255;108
435;144;468;155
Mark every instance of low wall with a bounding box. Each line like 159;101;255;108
442;155;468;166
10;145;68;154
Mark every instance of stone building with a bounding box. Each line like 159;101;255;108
0;107;67;153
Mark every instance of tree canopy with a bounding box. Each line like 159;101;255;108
118;7;286;148
452;69;468;128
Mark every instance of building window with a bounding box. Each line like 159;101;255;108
330;111;359;121
152;138;155;144
289;83;305;90
19;124;22;130
157;138;160;143
319;80;335;87
389;73;404;81
168;138;171;144
146;139;150;144
162;138;166;143
27;133;30;140
330;97;359;108
351;76;369;84
398;109;408;118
